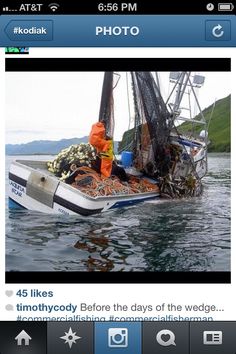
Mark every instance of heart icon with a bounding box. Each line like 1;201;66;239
161;334;171;342
5;290;14;297
156;329;176;347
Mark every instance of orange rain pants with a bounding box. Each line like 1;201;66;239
89;122;113;177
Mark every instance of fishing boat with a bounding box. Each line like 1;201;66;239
8;71;208;215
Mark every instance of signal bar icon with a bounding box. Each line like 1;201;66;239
2;7;18;12
48;3;60;12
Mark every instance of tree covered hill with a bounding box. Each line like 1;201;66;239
178;94;230;152
119;95;230;153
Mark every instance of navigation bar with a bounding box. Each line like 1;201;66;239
0;15;235;47
0;321;236;354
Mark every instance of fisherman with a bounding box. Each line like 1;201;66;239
89;121;113;177
89;121;129;181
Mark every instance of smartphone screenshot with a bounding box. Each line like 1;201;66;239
0;0;234;353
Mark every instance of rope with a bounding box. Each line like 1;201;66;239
71;167;159;198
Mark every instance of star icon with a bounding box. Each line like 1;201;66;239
60;327;82;348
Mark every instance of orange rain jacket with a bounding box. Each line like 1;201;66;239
89;122;113;177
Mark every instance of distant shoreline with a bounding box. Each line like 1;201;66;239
6;152;231;156
6;153;56;156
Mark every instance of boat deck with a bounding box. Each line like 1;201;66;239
13;159;159;199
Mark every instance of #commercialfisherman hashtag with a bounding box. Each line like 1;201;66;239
17;315;21;320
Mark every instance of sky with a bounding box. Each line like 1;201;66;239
5;71;231;145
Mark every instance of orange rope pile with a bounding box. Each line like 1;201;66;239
71;166;159;197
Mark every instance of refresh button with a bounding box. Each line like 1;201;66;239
205;20;231;41
212;24;224;38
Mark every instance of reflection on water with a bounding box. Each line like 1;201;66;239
6;153;230;272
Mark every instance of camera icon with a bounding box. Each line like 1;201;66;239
108;328;128;348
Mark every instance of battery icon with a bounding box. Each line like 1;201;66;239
218;3;234;11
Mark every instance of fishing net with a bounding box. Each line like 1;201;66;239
47;143;96;180
131;72;172;175
99;71;115;138
99;71;203;198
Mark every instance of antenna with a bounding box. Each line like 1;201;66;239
48;3;60;12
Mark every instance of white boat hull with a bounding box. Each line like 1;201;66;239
9;160;160;216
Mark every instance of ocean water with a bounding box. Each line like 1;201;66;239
5;153;230;272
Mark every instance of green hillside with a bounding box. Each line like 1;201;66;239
178;94;230;152
119;95;230;153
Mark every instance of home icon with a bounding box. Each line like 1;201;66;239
15;330;32;346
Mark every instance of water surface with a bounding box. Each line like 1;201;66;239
6;153;231;272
